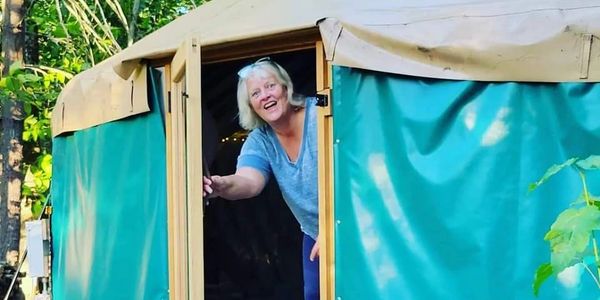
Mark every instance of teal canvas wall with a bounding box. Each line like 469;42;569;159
50;68;168;299
332;66;600;299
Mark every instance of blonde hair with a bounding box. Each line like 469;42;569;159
237;59;304;130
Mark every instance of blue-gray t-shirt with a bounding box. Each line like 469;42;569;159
236;98;318;239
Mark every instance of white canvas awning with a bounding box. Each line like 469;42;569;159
53;0;600;136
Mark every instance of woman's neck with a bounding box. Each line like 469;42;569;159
271;106;305;137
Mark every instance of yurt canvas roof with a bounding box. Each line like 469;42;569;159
52;0;600;136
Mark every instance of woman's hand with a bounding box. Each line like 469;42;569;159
203;175;226;198
309;235;320;261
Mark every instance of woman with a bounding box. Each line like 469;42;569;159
203;58;320;300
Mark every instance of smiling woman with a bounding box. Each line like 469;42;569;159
204;55;320;299
236;57;306;131
200;49;316;300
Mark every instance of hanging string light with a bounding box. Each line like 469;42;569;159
220;130;248;144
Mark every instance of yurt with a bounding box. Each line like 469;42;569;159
51;0;600;298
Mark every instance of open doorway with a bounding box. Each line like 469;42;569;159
200;49;317;300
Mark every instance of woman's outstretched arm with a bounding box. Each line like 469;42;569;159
203;167;267;200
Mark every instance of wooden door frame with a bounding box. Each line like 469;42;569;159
166;36;204;300
162;30;334;300
316;41;335;300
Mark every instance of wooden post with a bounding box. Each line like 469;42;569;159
316;40;335;300
167;36;204;300
184;37;204;300
168;41;190;299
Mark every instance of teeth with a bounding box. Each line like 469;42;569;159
264;101;277;109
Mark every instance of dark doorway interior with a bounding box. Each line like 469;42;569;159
201;49;317;300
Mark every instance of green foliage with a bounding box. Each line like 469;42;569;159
0;0;204;217
576;155;600;171
23;154;52;218
528;158;578;193
533;263;553;296
26;0;201;64
544;207;600;272
136;0;199;39
530;156;600;296
0;61;67;217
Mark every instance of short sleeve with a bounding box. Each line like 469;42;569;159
236;129;272;180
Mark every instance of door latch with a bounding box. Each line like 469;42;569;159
316;94;328;107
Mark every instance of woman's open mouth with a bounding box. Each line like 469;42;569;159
263;101;277;110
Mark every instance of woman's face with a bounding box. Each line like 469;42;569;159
246;71;290;125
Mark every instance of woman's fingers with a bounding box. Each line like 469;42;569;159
203;175;227;198
309;238;320;261
203;176;214;197
204;184;213;195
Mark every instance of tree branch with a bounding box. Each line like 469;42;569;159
54;0;70;38
128;0;141;46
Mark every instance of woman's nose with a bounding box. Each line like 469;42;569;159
257;89;270;101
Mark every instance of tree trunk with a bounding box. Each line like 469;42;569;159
1;0;26;266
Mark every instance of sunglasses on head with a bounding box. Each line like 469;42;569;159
237;57;273;78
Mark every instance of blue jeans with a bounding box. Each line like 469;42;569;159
303;234;320;300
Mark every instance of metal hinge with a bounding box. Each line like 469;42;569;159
316;93;328;107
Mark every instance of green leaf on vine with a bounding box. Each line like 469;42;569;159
529;158;578;193
533;262;553;296
24;102;32;115
31;197;46;218
40;154;52;175
8;61;22;76
6;77;22;92
576;155;600;170
544;206;600;273
589;195;600;210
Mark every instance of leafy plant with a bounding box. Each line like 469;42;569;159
0;61;70;218
530;155;600;296
1;0;201;219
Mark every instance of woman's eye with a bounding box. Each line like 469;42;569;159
251;91;260;98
